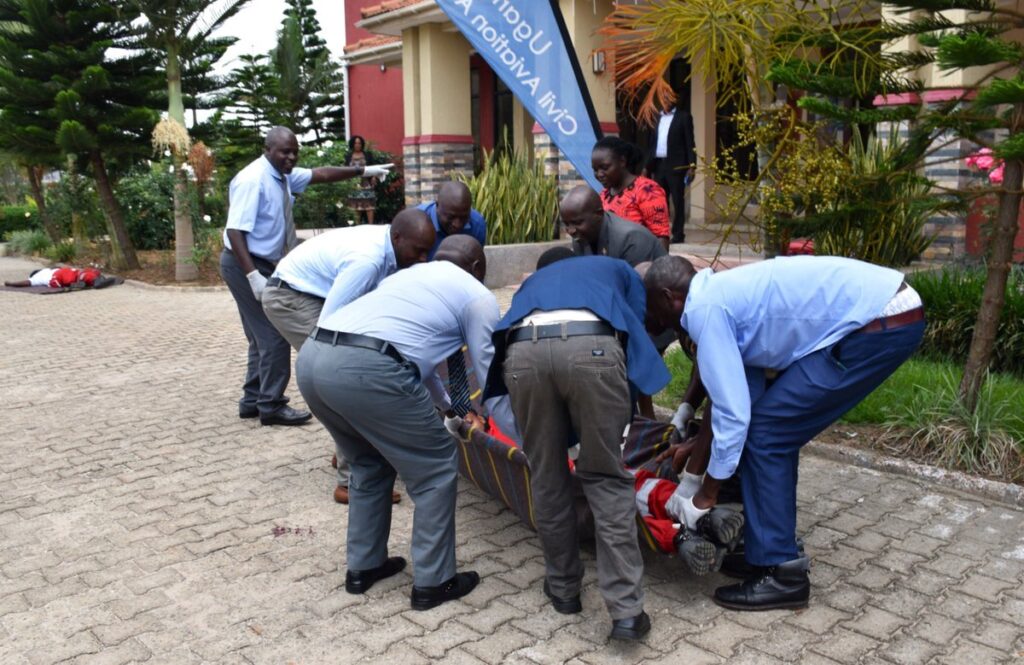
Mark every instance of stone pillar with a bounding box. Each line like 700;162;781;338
400;23;474;205
690;57;716;226
530;0;619;199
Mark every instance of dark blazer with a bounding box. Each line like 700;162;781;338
484;256;672;398
572;212;668;266
646;108;697;172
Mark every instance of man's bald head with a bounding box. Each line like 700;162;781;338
559;185;604;246
265;126;296;149
264;126;299;174
434;235;486;283
435;181;473;237
390;208;436;269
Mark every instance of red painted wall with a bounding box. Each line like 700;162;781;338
348;64;404;156
344;1;404;156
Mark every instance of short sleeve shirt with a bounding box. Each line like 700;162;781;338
223;155;313;262
600;176;671;239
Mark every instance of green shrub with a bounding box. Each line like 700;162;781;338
458;145;559;245
908;265;1024;376
0;205;39;238
46;174;106;241
45;240;78;263
811;131;946;266
117;163;204;250
5;229;51;255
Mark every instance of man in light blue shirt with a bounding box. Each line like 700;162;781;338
417;181;487;258
219;126;392;427
645;255;924;611
261;209;435;504
296;236;518;611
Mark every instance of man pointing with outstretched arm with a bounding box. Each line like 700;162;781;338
220;126;392;427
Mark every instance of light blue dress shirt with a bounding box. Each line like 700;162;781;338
682;256;904;480
272;225;397;316
318;260;520;442
416;201;488;258
223;155;313;262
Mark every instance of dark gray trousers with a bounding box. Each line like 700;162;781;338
503;333;644;620
296;340;458;586
219;249;291;415
262;285;351;487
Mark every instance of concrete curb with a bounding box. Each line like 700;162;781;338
804;440;1024;508
123;278;228;293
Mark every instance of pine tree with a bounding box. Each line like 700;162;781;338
0;0;160;270
0;0;71;243
774;0;1024;411
271;0;345;143
209;53;278;175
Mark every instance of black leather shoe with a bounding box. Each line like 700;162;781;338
721;538;805;580
713;556;810;611
239;406;259;419
543;579;582;614
345;556;407;594
410;571;480;611
609;611;651;641
260;406;312;426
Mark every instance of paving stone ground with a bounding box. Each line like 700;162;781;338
2;254;1023;665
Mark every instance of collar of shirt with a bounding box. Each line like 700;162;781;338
261;155;287;184
383;228;397;273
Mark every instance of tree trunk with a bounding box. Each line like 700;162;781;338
167;43;197;281
174;160;198;281
958;157;1022;412
89;150;139;271
26;165;61;243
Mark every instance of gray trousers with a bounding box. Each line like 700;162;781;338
296;340;458;586
503;333;644;620
219;249;291;415
262;284;350;487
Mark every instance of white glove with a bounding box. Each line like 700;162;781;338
665;493;710;531
677;471;703;500
671;402;696;431
444;414;464;438
247;270;267;301
362;163;393;179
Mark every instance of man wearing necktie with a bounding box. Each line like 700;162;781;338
220;126;392;427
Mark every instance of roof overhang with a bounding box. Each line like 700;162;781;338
356;1;448;37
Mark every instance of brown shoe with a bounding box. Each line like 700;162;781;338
331;454;338;469
334;486;401;504
334;486;349;504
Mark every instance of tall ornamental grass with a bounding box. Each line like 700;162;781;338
459;146;559;246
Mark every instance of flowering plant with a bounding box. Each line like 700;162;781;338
966;148;1005;184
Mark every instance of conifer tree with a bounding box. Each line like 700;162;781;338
0;0;159;269
774;0;1024;411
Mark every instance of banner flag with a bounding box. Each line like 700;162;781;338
436;0;603;191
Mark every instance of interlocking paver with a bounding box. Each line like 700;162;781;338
3;254;1024;664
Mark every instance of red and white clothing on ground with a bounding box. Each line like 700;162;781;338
28;267;101;288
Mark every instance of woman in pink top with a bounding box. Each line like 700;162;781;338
592;136;671;249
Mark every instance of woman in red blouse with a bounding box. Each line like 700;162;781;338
592;137;671;249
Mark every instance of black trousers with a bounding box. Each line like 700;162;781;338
654;160;688;243
219;249;292;415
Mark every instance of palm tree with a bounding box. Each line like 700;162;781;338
127;0;250;281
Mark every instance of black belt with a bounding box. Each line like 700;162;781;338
507;320;619;345
310;328;407;365
267;276;301;293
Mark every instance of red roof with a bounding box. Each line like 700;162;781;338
361;0;422;19
344;35;401;54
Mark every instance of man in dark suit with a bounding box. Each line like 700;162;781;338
561;186;666;266
647;105;696;243
484;255;671;640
